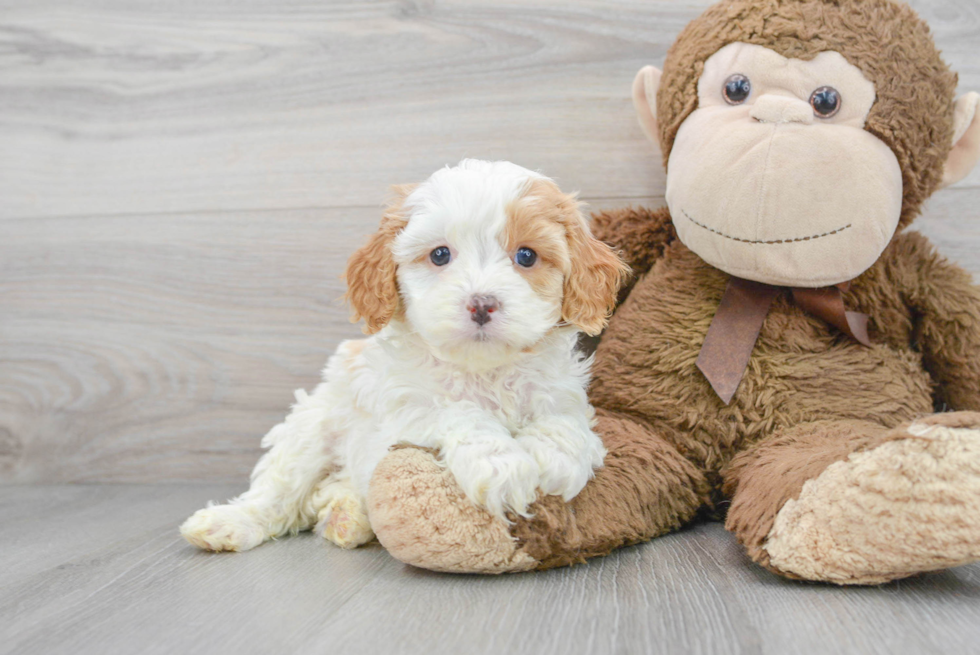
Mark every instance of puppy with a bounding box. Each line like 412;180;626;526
181;160;629;552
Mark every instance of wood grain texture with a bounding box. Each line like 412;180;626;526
0;483;241;587
1;0;977;222
0;0;679;220
1;0;979;483
0;207;370;482
1;485;979;655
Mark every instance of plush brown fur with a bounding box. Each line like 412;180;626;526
368;0;980;583
510;409;710;569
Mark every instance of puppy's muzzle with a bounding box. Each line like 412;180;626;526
468;295;499;326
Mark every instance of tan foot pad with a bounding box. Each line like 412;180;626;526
765;419;980;584
368;447;537;574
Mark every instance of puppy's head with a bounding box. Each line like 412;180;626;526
345;160;629;367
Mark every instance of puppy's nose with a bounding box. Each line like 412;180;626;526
467;295;499;326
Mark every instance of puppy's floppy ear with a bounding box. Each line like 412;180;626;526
558;193;631;336
344;184;414;334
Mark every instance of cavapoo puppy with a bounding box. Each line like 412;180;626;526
181;159;629;552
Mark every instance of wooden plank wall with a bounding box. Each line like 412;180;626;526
2;0;978;483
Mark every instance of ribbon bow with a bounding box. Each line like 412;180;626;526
696;277;871;404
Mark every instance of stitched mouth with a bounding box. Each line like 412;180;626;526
681;209;851;245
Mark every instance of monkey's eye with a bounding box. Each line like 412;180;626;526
810;86;841;118
430;246;451;266
723;74;751;105
514;247;537;268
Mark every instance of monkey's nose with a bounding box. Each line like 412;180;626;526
750;94;814;125
467;295;499;326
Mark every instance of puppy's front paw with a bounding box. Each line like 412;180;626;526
446;440;540;519
180;504;268;552
517;434;602;501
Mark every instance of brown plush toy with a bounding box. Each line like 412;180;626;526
366;0;980;584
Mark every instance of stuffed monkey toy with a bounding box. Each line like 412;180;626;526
366;0;980;584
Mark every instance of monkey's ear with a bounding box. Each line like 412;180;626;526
632;65;662;146
941;92;980;188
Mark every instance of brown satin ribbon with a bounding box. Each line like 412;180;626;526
791;284;872;347
696;277;872;405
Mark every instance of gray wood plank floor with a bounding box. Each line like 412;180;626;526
1;485;978;655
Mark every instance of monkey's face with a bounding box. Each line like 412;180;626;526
665;43;903;288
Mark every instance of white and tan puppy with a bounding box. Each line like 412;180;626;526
181;160;628;552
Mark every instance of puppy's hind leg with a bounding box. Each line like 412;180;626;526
313;478;374;549
181;383;340;552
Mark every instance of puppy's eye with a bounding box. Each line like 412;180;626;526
723;74;751;105
810;86;841;118
430;246;451;266
514;247;537;268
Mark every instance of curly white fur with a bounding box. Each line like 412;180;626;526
181;160;610;552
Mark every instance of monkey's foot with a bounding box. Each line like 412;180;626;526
764;412;980;584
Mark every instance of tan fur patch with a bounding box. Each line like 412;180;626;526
343;339;366;356
343;184;414;333
504;180;569;305
506;179;629;336
340;339;368;372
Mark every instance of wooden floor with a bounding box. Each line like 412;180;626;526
1;485;978;655
2;1;980;653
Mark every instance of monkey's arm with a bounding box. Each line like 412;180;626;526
905;237;980;411
590;205;676;302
